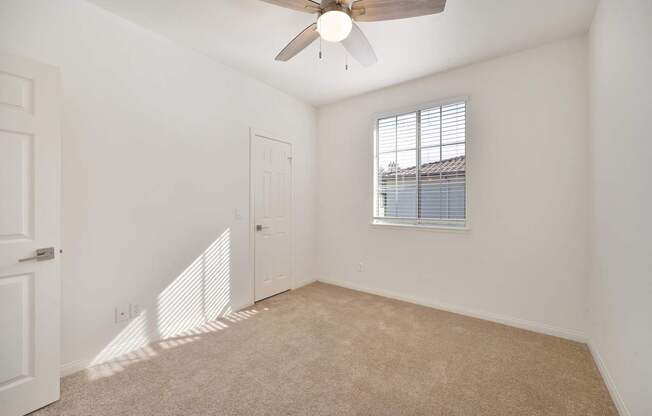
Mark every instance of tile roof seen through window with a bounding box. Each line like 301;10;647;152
381;156;465;178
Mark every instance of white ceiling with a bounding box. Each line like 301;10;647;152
87;0;597;106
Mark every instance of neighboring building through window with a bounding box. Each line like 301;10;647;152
374;100;467;228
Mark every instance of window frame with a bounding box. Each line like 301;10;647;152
371;96;470;231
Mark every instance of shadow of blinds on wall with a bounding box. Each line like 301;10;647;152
375;100;466;227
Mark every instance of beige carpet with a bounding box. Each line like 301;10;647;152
32;282;617;415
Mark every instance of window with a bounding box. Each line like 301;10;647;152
374;99;467;228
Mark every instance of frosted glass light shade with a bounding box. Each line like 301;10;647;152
317;10;353;42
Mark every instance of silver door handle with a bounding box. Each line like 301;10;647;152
256;224;270;231
18;247;55;262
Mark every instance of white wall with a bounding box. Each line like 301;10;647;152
588;1;652;415
317;37;589;339
0;0;317;370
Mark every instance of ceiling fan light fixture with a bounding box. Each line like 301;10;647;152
317;10;352;42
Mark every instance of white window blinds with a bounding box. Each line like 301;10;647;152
375;100;467;227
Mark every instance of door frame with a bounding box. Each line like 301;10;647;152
248;128;294;304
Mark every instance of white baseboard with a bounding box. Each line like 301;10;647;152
60;357;94;377
588;341;630;416
318;278;588;343
293;277;317;290
60;300;255;378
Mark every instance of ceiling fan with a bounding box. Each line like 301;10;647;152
260;0;447;66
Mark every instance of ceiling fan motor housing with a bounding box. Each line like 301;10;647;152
319;0;353;17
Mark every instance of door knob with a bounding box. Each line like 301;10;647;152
256;224;270;231
18;247;55;262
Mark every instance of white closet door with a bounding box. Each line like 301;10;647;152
252;133;292;302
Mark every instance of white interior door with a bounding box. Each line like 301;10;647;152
252;133;292;302
0;52;61;416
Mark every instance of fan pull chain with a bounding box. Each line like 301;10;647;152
345;51;349;71
319;37;322;59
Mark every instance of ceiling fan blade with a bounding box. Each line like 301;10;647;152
351;0;446;22
341;23;377;66
259;0;321;13
275;23;320;61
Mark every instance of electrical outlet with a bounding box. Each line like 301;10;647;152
130;303;141;318
114;304;130;323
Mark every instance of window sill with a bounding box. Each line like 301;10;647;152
370;220;470;232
